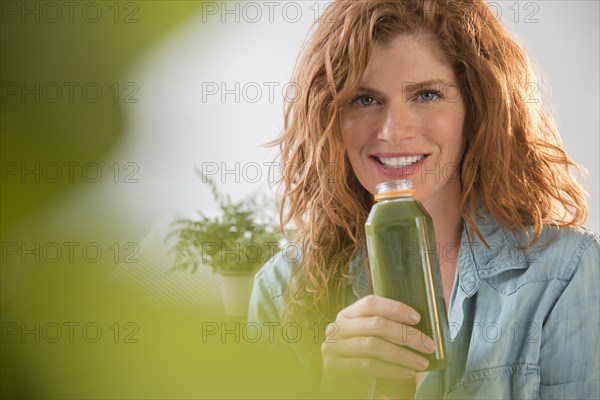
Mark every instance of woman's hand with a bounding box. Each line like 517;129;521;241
320;295;436;397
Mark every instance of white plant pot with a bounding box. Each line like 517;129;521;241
217;272;256;317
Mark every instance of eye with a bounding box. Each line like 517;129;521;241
350;95;379;106
417;90;443;102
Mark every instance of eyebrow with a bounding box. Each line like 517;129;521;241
357;79;455;95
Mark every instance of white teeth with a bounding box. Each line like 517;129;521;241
377;155;425;168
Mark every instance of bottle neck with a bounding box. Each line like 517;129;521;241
374;189;416;202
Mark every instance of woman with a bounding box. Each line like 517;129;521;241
249;1;599;398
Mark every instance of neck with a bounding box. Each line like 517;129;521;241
421;187;464;259
420;186;463;307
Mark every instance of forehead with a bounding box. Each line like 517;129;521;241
363;34;457;84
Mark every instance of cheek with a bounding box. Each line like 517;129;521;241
341;113;358;135
433;109;466;147
340;117;362;153
450;113;467;152
341;116;380;157
340;119;368;174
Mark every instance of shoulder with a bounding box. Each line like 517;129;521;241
521;225;599;282
465;207;599;298
468;205;599;282
471;221;599;303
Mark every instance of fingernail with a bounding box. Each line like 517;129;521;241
425;340;436;352
409;312;420;323
416;357;429;369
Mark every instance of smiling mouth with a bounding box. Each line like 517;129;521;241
373;154;428;168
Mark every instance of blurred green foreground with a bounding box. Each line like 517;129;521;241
1;1;321;397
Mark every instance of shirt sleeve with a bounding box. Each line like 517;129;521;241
246;254;324;397
539;233;600;400
248;262;282;325
247;251;290;326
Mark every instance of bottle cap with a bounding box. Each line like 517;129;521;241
374;179;416;201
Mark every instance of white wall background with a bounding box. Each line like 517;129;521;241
55;1;599;240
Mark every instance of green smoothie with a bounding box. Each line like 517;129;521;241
365;180;448;370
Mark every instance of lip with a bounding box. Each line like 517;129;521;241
369;153;429;179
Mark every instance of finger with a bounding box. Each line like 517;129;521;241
322;336;430;371
332;316;436;355
341;295;421;325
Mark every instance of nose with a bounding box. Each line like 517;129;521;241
377;102;417;144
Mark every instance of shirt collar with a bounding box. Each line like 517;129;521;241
440;205;531;297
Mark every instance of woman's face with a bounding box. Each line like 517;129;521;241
341;34;467;207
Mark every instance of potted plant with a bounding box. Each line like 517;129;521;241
167;173;288;316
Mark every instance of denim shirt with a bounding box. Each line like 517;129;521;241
248;209;600;399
